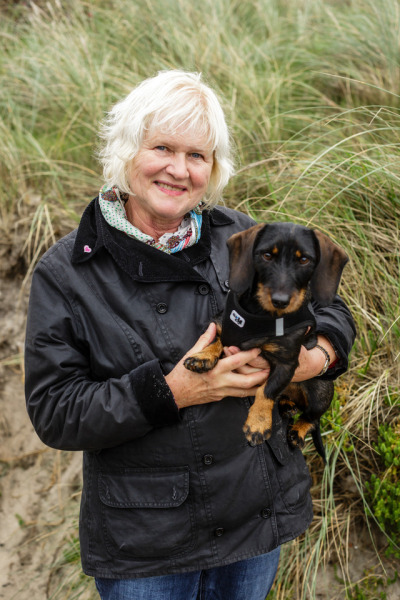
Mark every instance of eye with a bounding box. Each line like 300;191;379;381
155;145;168;151
190;152;203;159
298;256;310;265
263;252;273;262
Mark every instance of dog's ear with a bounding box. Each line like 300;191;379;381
226;224;265;295
310;230;349;306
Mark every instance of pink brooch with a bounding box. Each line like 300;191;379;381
84;245;92;253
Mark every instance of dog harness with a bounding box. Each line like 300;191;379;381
220;290;316;347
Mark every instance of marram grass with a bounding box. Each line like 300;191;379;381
1;0;399;598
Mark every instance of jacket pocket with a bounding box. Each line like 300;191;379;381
98;466;196;559
266;432;312;514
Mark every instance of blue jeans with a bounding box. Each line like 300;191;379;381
95;547;280;600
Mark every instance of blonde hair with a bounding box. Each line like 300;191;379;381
98;70;234;209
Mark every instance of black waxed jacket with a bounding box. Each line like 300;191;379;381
25;198;356;579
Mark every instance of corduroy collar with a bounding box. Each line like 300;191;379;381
71;197;234;282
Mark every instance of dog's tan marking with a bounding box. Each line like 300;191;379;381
184;337;223;373
272;246;279;255
288;419;315;448
261;342;280;353
278;397;298;416
256;284;307;316
295;249;302;258
243;385;274;445
278;398;296;409
280;383;308;409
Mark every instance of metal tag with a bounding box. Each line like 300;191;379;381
230;310;245;328
275;318;284;336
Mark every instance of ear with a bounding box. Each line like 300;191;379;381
226;224;265;295
310;230;349;306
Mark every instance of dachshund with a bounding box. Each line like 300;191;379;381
184;222;349;462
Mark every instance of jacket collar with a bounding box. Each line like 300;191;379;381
72;197;234;282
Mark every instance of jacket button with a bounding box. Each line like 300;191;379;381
214;527;224;537
261;508;272;519
198;284;210;295
202;454;214;465
224;280;230;289
156;303;168;314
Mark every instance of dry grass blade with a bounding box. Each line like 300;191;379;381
1;0;400;598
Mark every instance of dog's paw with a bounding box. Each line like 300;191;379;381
243;424;272;446
287;426;305;449
183;355;218;373
278;397;298;418
243;409;272;446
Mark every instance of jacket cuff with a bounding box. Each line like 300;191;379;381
129;360;181;427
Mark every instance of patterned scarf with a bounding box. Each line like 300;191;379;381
98;185;203;254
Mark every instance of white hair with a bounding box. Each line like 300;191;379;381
98;70;235;209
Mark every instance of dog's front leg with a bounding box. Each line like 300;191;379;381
184;324;223;373
243;364;296;446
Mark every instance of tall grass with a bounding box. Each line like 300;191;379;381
1;0;399;598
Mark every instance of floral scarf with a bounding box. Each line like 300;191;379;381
98;185;203;254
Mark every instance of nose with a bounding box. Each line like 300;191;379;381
165;153;189;179
271;292;290;309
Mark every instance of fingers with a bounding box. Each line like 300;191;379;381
229;369;269;391
170;334;269;409
217;347;262;374
224;346;270;375
224;348;266;375
185;323;217;357
210;350;269;397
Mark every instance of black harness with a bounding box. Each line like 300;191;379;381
220;291;316;347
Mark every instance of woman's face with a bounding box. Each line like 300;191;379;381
126;128;214;229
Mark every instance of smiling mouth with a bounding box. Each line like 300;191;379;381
155;181;187;192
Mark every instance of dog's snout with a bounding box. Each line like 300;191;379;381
271;293;290;309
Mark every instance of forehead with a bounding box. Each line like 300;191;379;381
256;224;317;252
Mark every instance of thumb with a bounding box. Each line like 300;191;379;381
185;323;217;356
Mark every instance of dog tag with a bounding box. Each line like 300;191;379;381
230;310;245;328
275;318;284;336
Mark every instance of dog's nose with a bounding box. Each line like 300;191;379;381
271;293;290;309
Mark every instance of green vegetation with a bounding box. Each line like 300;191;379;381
1;0;399;598
365;420;400;559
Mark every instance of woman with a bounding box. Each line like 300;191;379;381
25;70;356;600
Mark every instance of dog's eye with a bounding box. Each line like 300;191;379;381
263;253;273;262
299;256;310;265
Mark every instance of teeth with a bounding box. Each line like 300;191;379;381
156;182;184;191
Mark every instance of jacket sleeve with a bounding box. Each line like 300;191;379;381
24;260;180;452
312;294;356;380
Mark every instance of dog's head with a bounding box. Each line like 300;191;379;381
226;222;348;313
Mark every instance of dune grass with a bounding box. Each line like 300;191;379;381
1;0;399;598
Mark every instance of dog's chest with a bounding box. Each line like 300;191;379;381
220;291;315;349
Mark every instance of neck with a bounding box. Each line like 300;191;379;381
125;200;183;242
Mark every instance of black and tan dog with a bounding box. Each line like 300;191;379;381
184;222;348;461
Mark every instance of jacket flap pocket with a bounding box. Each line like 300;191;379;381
98;466;189;508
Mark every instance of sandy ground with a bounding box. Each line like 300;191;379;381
0;239;399;600
0;234;95;599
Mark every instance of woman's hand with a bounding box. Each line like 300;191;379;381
165;323;269;410
223;345;271;376
291;335;336;381
223;335;336;382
